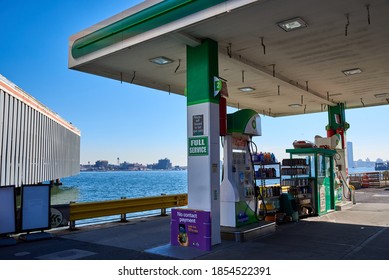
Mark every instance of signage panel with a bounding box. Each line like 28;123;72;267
21;185;51;231
188;136;208;156
0;186;16;234
171;208;211;251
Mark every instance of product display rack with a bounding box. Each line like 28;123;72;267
254;162;282;214
283;148;337;217
281;158;314;217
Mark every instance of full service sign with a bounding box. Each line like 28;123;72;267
188;137;208;156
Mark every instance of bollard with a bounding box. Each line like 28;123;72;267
69;201;77;230
160;193;167;216
349;185;356;204
69;220;76;231
120;197;127;222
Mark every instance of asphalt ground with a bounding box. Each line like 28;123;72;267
1;187;389;260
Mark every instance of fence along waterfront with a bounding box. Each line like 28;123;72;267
0;75;80;187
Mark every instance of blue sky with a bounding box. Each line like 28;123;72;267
1;0;388;167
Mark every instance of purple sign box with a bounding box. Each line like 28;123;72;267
171;208;211;251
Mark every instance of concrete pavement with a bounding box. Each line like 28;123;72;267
1;187;389;260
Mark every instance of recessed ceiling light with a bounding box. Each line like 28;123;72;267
288;103;302;108
342;68;362;76
238;87;255;92
277;17;308;32
149;56;174;65
374;93;389;98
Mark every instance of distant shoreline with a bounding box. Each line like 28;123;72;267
80;168;187;172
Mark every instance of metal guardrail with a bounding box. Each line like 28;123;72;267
68;193;188;230
349;171;388;188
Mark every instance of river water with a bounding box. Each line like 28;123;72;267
51;170;188;225
51;167;374;225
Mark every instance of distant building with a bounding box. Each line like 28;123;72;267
347;142;354;168
355;158;375;168
158;158;173;169
80;158;175;171
120;161;135;170
120;161;146;171
95;160;109;169
149;158;173;170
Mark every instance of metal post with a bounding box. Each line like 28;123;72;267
349;185;356;204
120;197;127;222
69;201;76;230
160;193;167;216
69;220;76;231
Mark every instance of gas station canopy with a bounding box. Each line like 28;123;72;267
69;0;389;117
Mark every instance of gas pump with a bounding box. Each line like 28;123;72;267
220;109;261;228
316;103;352;203
315;133;349;204
333;136;350;203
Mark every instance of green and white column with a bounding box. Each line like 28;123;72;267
186;39;221;245
326;103;350;203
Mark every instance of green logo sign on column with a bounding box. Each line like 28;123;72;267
188;137;208;156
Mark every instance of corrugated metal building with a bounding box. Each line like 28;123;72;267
0;75;80;187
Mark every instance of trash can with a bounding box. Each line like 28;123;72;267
279;193;298;221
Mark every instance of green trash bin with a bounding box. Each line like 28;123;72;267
280;193;298;221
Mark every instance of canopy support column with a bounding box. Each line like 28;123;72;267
186;39;221;245
326;103;351;202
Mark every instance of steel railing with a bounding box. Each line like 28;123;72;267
68;193;187;230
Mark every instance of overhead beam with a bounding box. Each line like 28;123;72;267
170;31;202;47
219;47;337;107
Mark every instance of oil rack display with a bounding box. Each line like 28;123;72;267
252;154;281;216
282;148;337;217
